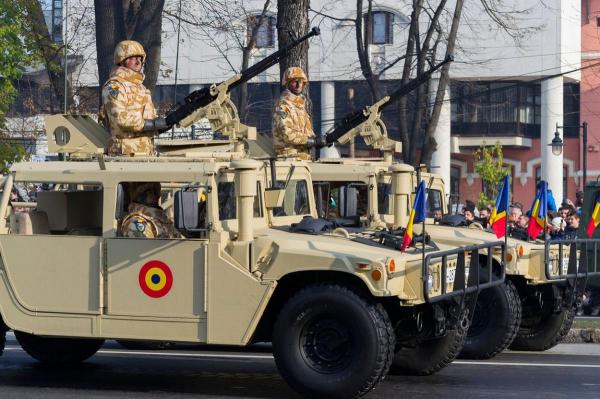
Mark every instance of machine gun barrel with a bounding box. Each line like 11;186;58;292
325;55;453;145
165;27;320;127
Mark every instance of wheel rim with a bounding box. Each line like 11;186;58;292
468;292;493;337
300;316;353;374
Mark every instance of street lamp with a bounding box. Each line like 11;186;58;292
555;121;589;189
550;125;563;156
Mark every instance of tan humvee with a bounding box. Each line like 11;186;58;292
310;157;597;361
0;115;506;399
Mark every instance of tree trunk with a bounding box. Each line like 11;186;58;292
398;0;423;164
129;0;165;92
94;0;126;102
276;0;310;111
21;0;64;112
239;0;271;122
355;0;381;101
419;0;464;167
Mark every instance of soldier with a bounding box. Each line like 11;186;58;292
120;182;181;239
272;67;324;160
102;40;169;156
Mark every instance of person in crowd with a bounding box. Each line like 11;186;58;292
549;216;565;239
478;206;490;228
563;212;580;240
509;203;523;227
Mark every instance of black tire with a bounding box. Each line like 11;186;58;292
15;331;104;365
0;317;8;356
115;340;173;350
391;306;470;376
460;280;521;359
272;284;395;399
510;292;576;351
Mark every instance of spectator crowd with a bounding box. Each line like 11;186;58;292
457;190;584;241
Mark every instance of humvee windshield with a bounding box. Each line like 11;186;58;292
273;179;310;217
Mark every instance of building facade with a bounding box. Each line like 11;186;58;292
12;0;594;207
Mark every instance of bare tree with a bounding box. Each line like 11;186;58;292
94;0;165;99
277;0;310;81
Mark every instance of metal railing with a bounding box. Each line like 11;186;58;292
423;241;506;303
544;238;600;281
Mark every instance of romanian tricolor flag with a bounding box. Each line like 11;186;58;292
400;180;426;252
586;194;600;238
489;175;510;238
527;181;548;240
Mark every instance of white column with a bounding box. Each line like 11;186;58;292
541;76;563;202
429;78;452;195
319;81;340;158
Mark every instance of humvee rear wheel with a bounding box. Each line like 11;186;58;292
510;287;576;351
272;284;395;399
391;306;470;375
15;331;104;365
460;280;521;359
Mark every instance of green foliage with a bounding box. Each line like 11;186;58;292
0;142;27;174
473;142;511;208
0;1;39;128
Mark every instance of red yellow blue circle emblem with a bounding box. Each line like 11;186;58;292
139;260;173;298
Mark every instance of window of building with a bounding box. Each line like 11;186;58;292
247;15;276;48
450;166;460;209
596;17;600;27
365;11;394;44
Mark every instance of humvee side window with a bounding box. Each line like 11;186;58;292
427;189;444;218
9;182;103;236
377;183;391;215
217;182;263;221
273;180;309;217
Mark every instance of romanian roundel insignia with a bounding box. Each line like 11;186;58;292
139;260;173;298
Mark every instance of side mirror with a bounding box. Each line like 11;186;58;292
175;188;204;231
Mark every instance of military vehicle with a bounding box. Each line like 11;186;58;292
579;181;600;315
0;34;510;399
308;75;600;361
0;111;508;398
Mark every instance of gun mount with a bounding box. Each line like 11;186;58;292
164;27;320;153
323;55;453;162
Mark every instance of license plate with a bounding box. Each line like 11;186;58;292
446;267;456;284
562;257;569;275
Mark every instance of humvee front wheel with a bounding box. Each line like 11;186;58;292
460;280;521;359
15;331;104;365
510;286;576;351
272;284;395;399
391;306;469;375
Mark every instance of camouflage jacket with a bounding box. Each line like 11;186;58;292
272;90;314;160
120;203;181;239
102;66;157;156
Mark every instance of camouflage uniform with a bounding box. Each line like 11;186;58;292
102;40;157;156
119;182;181;239
272;67;315;161
120;203;181;239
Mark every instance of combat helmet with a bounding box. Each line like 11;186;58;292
282;67;308;86
114;40;147;65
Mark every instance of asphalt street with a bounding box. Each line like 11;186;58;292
0;333;599;399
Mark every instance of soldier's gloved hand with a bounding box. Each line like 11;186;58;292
306;136;328;149
143;118;171;133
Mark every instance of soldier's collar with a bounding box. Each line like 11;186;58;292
112;66;145;84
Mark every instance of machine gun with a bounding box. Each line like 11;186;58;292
322;55;453;161
164;27;320;153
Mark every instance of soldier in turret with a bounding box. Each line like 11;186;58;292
102;40;168;156
272;67;323;160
